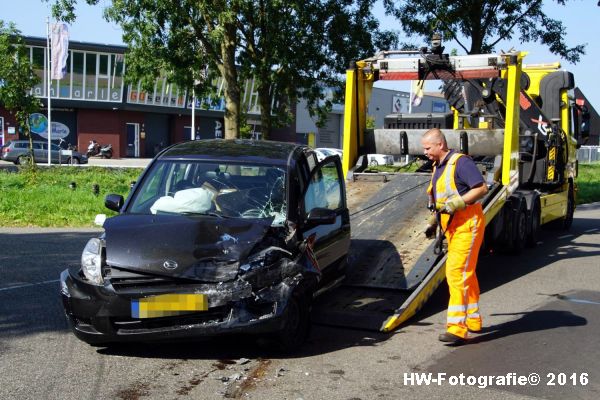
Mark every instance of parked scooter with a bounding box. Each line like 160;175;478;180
87;140;113;159
57;138;77;151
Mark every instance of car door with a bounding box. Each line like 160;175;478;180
300;155;351;272
50;143;62;163
33;142;45;163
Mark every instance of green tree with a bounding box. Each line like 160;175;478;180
0;21;42;164
383;0;585;62
50;1;395;139
238;0;396;138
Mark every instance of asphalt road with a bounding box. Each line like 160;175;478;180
1;204;599;400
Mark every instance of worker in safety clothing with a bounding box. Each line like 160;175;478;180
421;128;488;345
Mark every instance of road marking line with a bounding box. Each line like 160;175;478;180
558;234;574;239
584;228;598;233
0;279;60;292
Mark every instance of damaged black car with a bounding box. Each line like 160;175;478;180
60;139;350;350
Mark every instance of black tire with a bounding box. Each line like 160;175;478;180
104;150;113;159
273;294;311;353
16;155;31;166
547;182;575;231
68;157;80;165
526;200;541;248
561;185;575;230
510;200;527;255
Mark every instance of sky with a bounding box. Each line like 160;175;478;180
2;0;600;107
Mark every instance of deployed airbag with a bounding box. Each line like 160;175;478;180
150;187;214;214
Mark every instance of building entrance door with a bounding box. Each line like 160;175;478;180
126;123;140;157
184;125;196;140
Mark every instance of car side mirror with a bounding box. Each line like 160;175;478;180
305;207;337;226
105;194;124;212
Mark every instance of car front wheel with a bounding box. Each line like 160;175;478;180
273;293;311;353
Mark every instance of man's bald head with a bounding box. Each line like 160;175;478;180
421;128;449;163
422;128;447;147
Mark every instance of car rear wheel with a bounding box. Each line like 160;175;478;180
16;155;32;166
68;157;80;165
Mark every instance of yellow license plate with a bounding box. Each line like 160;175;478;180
131;293;208;318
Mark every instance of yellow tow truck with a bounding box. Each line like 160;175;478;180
312;37;591;333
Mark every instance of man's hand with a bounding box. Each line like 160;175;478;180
444;195;466;214
424;213;437;239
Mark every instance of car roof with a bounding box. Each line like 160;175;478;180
9;140;52;144
159;139;306;165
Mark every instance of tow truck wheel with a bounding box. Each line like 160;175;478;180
526;200;541;248
274;294;311;353
561;185;575;230
511;200;527;255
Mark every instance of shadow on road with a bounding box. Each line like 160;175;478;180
399;213;600;326
94;325;389;360
470;309;587;344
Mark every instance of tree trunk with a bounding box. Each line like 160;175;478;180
257;73;272;140
220;23;240;139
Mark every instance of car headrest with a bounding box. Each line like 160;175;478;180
205;171;230;180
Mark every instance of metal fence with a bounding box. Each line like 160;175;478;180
577;146;600;163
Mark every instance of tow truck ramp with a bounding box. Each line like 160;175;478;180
312;172;503;332
312;172;443;331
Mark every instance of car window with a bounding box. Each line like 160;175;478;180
128;160;287;226
51;144;61;151
304;159;342;214
33;143;44;150
15;142;27;149
132;162;169;208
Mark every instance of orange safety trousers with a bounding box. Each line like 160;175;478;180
440;203;484;338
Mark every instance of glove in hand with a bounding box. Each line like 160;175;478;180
444;195;466;214
424;213;438;239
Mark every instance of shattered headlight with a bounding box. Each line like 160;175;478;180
240;247;300;288
81;238;104;285
240;246;292;273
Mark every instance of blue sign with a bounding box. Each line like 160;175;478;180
28;113;70;139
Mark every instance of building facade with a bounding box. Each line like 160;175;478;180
0;37;295;156
296;87;449;150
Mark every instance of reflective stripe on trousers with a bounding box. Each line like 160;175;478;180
441;203;484;338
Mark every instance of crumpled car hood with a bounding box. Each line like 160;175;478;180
104;214;275;281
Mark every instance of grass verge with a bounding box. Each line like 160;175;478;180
576;162;600;205
0;166;141;227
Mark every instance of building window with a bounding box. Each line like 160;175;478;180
432;101;447;113
85;53;97;100
72;51;84;99
27;45;124;103
31;46;46;97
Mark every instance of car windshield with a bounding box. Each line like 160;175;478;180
127;160;287;226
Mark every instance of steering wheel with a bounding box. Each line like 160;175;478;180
240;208;267;218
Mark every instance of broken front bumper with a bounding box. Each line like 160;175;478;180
60;266;298;345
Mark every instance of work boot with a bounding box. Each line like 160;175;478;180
438;332;467;345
